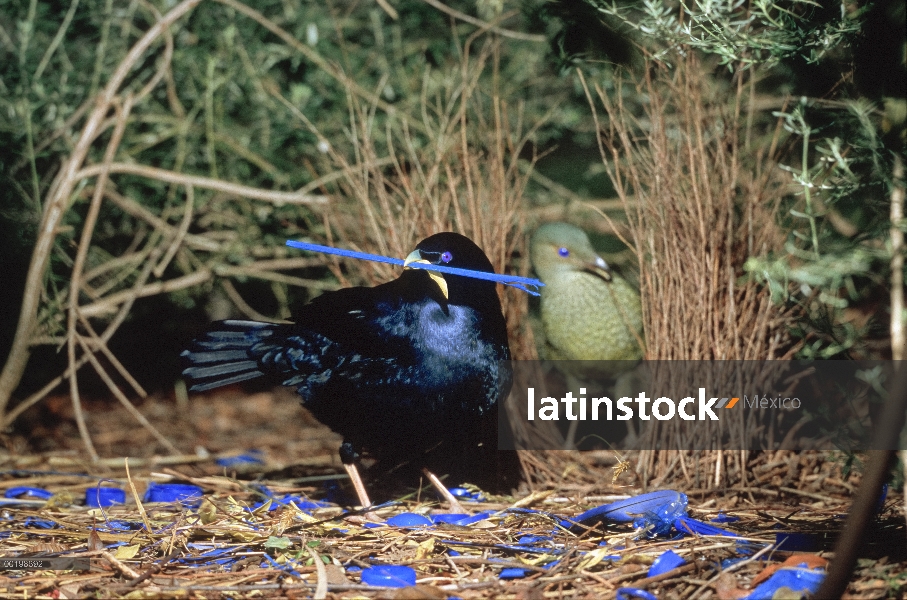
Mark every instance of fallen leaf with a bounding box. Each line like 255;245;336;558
114;544;140;560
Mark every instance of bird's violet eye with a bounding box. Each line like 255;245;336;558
558;247;570;258
441;251;453;263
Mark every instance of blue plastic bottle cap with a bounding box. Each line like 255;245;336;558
85;487;126;508
499;567;528;579
647;549;686;577
386;512;434;527
360;565;417;587
5;486;53;500
143;483;203;504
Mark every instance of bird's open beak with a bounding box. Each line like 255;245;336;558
404;250;449;300
585;255;613;282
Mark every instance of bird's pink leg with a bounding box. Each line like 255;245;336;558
422;468;467;514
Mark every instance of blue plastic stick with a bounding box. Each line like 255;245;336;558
286;240;544;296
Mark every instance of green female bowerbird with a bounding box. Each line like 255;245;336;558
530;222;644;380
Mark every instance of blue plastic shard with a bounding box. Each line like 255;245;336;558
674;516;739;538
453;511;493;526
431;513;470;524
712;512;740;523
215;451;264;467
517;535;551;545
633;498;689;538
570;490;687;534
648;550;686;577
741;567;825;600
5;486;53;500
616;588;658;600
23;517;57;528
448;487;485;501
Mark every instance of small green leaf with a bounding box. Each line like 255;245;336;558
264;536;292;550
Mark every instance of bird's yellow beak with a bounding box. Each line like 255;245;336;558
586;255;613;282
404;250;449;300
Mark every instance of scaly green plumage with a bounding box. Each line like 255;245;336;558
530;222;644;379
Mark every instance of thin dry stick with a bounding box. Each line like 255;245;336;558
75;163;327;205
67;94;135;460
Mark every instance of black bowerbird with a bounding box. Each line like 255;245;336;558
182;232;519;506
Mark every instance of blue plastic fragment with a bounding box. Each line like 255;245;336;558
183;544;238;565
448;487;485;501
499;567;528;579
647;550;686;577
712;512;740;523
634;503;688;538
453;511;493;525
431;513;470;524
85;486;126;508
741;567;825;600
5;486;53;500
386;513;434;527
346;565;362;573
362;522;384;529
517;535;551;545
448;550;461;557
215;451;264;467
262;553;303;577
23;517;57;528
143;483;203;505
674;516;739;538
294;499;332;510
616;588;658;600
251;495;300;511
570;490;687;533
101;521;139;531
774;532;820;552
361;565;417;587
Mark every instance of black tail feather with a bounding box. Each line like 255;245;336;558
181;320;279;392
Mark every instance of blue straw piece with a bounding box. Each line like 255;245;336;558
286;240;543;296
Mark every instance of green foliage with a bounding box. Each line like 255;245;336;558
589;0;905;360
595;0;864;69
